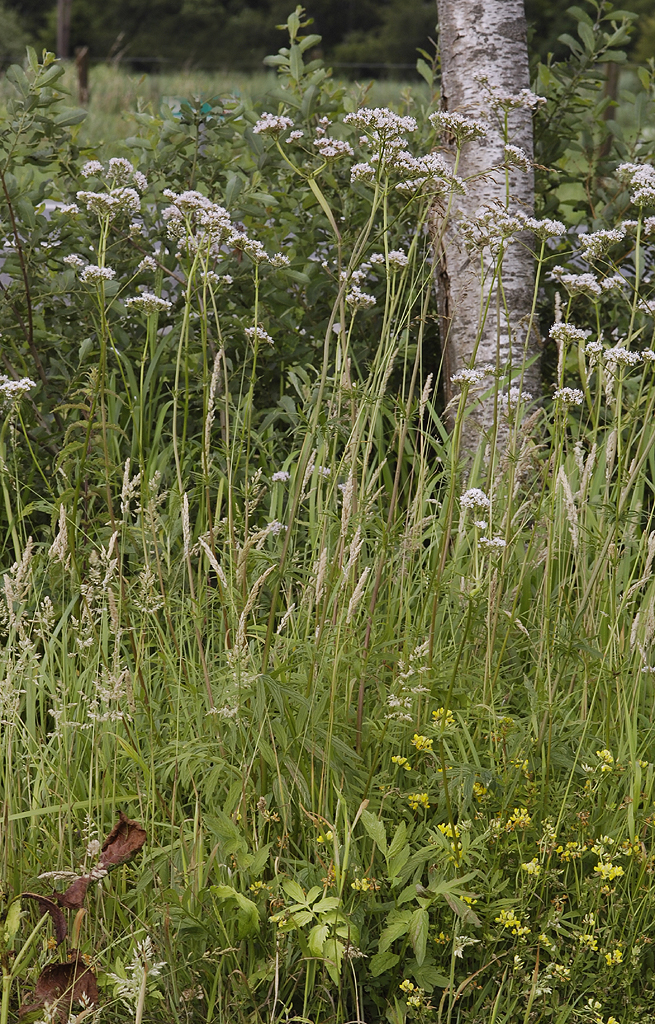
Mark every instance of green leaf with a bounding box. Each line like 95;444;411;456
6;64;30;97
387;821;407;860
323;937;344;983
597;50;627;63
370;951;400;977
308;922;330;956
416;59;434;87
3;899;22;944
361;809;387;856
567;5;594;24
224;173;243;207
249;843;272;876
637;67;651;91
54;108;87;127
408;908;429;966
410;963;449;991
298;33;322;53
234;893;260;937
378;912;412;953
289;43;303;82
312;896;340;914
577;21;596;53
282;879;307;905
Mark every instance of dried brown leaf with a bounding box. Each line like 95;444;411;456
21;893;67;945
99;811;146;868
55;875;92;910
19;951;98;1021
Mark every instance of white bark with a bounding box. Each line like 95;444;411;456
435;0;539;434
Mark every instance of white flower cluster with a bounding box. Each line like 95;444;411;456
459;204;523;256
344;107;417;143
553;387;584;404
617;162;655;206
314;136;354;159
107;156;147;191
351;161;376;184
270;252;290;267
500;386;533;415
461;488;490;511
162;189;234;259
137;255;157;273
272;470;290;482
521;215;566;240
346;285;376;309
393;150;467;196
288;129;304;141
368;249;408;269
253;113;294;136
477;76;545;113
551;266;624;298
429;111;487;144
77;187;141;220
549;322;590;346
0;375;36;405
80;265;116;284
245;325;274;346
63;253;85;268
268;520;287;535
451;368;486;386
604;345;642;367
125;293;172;314
504;144;530;172
578;227;625;261
479;535;507;550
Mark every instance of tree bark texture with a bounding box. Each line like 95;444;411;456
435;0;539;434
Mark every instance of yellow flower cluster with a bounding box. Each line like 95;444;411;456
407;792;430;810
605;948;623;965
593;861;624;881
473;781;488;799
495;909;529;936
432;707;455;728
391;754;412;771
579;934;599;951
434;931;449;945
399;979;416;994
351;876;377;891
505;807;532;831
548;963;571;981
596;749;614;772
317;830;333;843
438;821;460;839
521;858;541;876
411;733;433;751
555;841;585;861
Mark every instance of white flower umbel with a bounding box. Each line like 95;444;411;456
520;215;566;240
346;285;376;309
268;520;287;536
350;162;376;184
81;159;104;177
253;113;294;136
461;488;490;511
0;375;36;406
553;387;584;405
479;535;507;550
63;253;85;268
137;255;157;273
504;144;530;172
429;111;487;143
270;252;290;267
549;323;590;347
617;161;655;206
272;470;290;483
245;325;274;346
314;137;354;159
578;227;625;261
450;368;487;386
125;293;172;315
500;386;533;415
288;129;304;141
604;346;642;367
80;265;116;283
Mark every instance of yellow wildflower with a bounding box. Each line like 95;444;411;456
411;733;434;752
605;949;623;965
473;781;488;799
596;749;614;772
317;830;333;843
495;909;529;936
593;862;624;881
391;755;412;770
438;821;460;839
506;807;532;831
399;980;416;994
407;792;430;810
521;858;541;876
579;934;599;951
432;707;455;728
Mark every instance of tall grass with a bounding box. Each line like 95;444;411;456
2;41;655;1024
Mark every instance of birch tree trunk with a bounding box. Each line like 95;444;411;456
435;0;539;438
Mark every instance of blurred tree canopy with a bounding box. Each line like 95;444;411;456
2;0;653;70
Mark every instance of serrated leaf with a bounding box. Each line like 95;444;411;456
312;896;340;914
323;937;344;983
234;893;260;936
387;821;407;860
408;908;429;966
361;809;387;856
369;951;400;976
308;922;330;956
378;912;412;953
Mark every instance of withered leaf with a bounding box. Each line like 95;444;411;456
99;811;146;868
19;951;98;1021
54;875;92;910
21;893;67;945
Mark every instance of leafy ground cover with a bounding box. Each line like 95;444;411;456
3;4;655;1024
